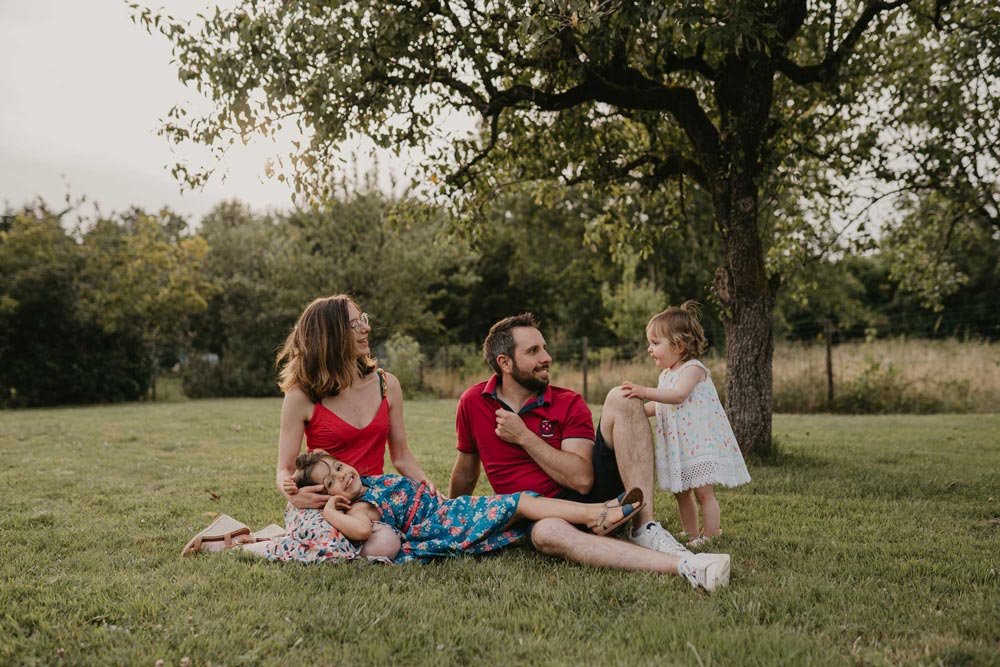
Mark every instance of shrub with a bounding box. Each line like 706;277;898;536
181;354;281;399
831;357;944;414
1;207;165;407
380;334;426;396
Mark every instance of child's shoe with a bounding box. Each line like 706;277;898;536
686;531;722;550
677;553;731;592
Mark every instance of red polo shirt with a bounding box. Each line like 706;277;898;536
456;375;596;498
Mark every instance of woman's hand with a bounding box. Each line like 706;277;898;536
620;381;648;400
419;477;440;496
287;484;332;510
281;476;299;496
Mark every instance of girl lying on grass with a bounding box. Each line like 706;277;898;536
284;451;644;563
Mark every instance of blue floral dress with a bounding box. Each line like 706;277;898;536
359;475;534;563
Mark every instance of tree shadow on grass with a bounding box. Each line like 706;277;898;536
809;459;992;502
746;440;994;504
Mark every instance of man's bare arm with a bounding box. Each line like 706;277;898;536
494;409;593;494
449;450;481;498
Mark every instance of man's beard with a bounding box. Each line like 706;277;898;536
510;361;549;394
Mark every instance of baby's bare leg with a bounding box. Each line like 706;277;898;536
359;522;402;559
674;489;700;536
693;485;721;536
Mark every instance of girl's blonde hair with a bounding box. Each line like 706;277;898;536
276;294;375;402
647;300;708;361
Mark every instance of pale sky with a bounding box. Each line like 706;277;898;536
0;1;904;236
0;0;428;224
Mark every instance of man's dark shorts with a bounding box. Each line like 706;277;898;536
556;420;626;504
521;421;627;548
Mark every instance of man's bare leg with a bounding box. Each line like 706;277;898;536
599;387;655;525
530;518;732;592
530;518;678;573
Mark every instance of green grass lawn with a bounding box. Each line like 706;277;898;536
1;400;998;667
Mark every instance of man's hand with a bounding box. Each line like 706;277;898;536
495;409;531;446
620;381;648;400
288;483;332;510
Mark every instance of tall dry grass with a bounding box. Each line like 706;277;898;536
422;338;1000;413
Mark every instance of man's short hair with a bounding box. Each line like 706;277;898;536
482;313;539;375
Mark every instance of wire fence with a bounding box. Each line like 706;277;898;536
379;308;1000;412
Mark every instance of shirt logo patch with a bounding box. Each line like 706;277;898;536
539;420;555;438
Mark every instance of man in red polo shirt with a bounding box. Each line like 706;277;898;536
448;313;731;591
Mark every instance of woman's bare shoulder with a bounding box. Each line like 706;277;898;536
381;370;401;389
381;371;405;398
282;385;315;412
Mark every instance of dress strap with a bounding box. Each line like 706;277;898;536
681;359;710;377
376;368;388;400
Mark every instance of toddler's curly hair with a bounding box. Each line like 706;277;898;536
647;300;708;362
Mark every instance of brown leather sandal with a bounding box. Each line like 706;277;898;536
181;514;251;557
595;487;645;537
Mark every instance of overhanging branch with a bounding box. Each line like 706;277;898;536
488;70;720;166
445;112;500;188
777;0;911;85
564;153;708;190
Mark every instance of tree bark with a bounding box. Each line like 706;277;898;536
708;53;779;458
712;184;777;458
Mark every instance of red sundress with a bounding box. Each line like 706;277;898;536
304;370;389;476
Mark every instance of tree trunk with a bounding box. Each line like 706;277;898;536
715;247;775;458
712;182;777;458
709;54;779;458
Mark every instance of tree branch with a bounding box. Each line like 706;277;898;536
445;112;500;188
661;46;717;81
827;0;838;55
488;70;720;166
564;152;708;189
777;0;911;85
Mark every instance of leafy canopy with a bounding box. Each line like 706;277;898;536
135;1;996;307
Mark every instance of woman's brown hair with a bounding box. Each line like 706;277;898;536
276;295;375;401
647;300;708;362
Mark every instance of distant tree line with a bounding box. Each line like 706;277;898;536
2;183;997;407
1;204;211;407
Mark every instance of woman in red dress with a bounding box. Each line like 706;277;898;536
187;294;434;561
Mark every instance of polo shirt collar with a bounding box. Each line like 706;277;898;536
484;374;552;415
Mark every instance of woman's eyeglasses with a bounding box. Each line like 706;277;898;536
349;313;370;331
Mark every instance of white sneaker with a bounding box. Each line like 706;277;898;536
678;553;731;592
629;521;693;557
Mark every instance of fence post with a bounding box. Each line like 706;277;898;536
582;336;589;403
825;319;834;405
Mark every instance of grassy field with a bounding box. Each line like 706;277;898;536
1;400;998;666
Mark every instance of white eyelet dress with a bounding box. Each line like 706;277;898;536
653;359;752;492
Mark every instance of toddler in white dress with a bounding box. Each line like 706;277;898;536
622;301;751;547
